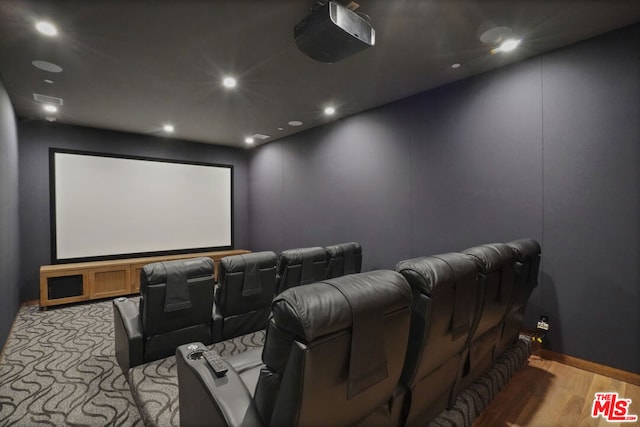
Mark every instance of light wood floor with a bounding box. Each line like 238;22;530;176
472;355;640;426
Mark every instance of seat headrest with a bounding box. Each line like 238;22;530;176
463;243;515;273
220;251;277;273
278;247;326;266
325;242;362;258
141;257;214;286
276;247;328;290
395;253;479;339
394;252;479;295
272;270;412;342
324;242;363;279
506;239;541;261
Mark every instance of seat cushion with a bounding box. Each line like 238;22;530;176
227;347;264;374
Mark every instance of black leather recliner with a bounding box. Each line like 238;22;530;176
176;270;413;427
460;243;516;389
497;238;541;355
394;253;482;426
274;246;327;295
212;251;277;342
113;257;215;372
324;241;363;279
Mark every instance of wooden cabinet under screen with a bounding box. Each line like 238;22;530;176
40;269;90;307
89;266;131;299
40;249;249;309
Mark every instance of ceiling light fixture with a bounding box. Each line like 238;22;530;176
36;21;58;37
451;63;461;69
324;106;336;116
43;104;58;113
492;38;521;53
222;77;237;88
163;124;174;133
245;137;254;145
44;79;54;84
288;120;303;127
479;26;512;44
32;60;63;73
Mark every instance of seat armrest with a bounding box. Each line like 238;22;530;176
113;297;144;373
177;343;263;427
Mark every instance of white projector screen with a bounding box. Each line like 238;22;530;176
51;149;232;263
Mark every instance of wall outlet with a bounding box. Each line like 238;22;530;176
537;315;550;331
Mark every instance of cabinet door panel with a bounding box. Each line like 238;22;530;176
89;268;130;299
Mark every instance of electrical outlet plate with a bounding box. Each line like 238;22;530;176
537;315;550;331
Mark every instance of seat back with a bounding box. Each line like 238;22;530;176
395;253;481;426
275;247;327;294
324;242;363;279
140;257;214;361
460;243;516;387
254;270;413;427
497;239;541;354
214;251;277;341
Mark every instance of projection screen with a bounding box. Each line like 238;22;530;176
50;149;232;263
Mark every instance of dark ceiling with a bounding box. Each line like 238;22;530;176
1;1;639;148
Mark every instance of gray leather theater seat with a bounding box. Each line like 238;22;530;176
460;243;516;389
497;239;541;354
324;241;363;279
275;246;327;294
113;257;215;372
176;270;413;427
212;251;277;342
395;253;482;426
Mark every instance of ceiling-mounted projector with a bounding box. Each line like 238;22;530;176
294;1;375;63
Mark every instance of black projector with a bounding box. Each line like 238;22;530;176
294;1;375;63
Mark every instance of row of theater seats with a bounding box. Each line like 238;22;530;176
113;242;362;372
176;239;541;427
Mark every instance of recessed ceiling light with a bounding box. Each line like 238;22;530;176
288;120;303;127
245;137;254;145
33;93;63;105
36;21;58;37
44;79;54;84
32;60;63;73
324;106;336;116
451;63;461;69
163;124;174;133
43;104;57;113
222;77;237;88
479;26;512;44
277;127;284;131
493;38;521;53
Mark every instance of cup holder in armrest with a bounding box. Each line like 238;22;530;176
186;344;207;360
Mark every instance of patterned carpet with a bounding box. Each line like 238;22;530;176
0;299;529;427
429;337;532;427
128;331;265;427
0;300;266;427
0;301;141;426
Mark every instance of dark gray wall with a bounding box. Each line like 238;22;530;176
0;77;20;349
18;121;250;301
249;25;639;373
541;25;640;373
249;59;543;279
